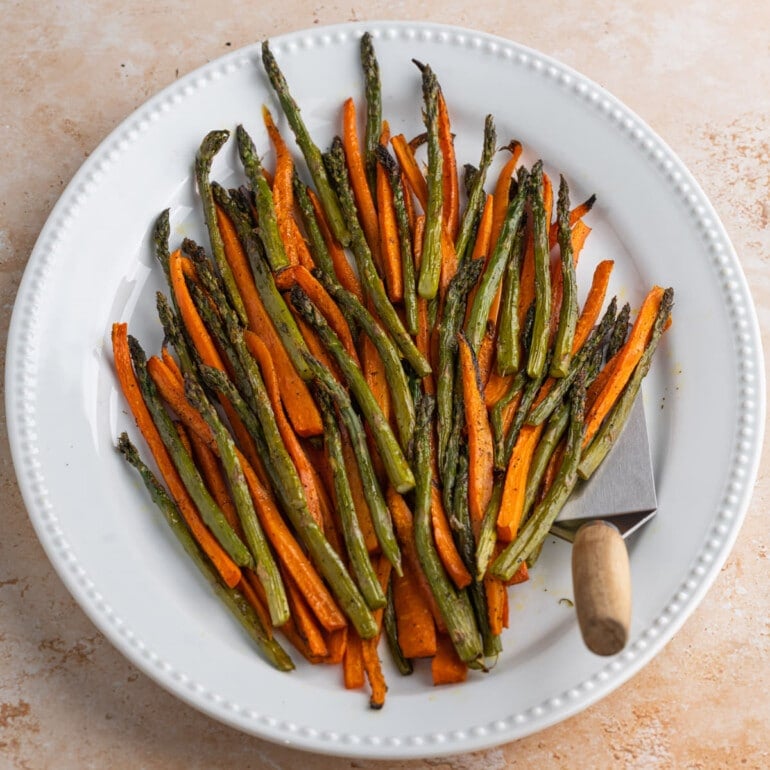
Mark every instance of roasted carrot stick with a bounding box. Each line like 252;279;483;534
215;204;322;437
169;252;224;370
112;324;241;589
490;141;523;250
263;105;298;266
324;627;348;666
342;97;380;264
549;193;596;249
339;433;380;554
186;423;240;532
504;561;529;587
458;335;494;533
376;142;404;301
239;572;275;640
386;488;447;634
431;487;472;590
160;346;183;383
392;563;437;658
241;461;348;632
437;91;460;241
431;633;468;686
574;259;614;352
496;424;544;542
484;574;508;637
361;635;387;708
583;285;666;445
282;567;329;659
343;631;365;689
274;265;359;364
391;133;428;209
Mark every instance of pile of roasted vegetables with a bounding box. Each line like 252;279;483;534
114;32;672;708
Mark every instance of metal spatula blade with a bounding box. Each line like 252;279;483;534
551;394;657;542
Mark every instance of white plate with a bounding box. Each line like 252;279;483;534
6;21;764;759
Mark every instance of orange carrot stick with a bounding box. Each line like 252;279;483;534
392;564;438;658
496;424;544;542
362;635;388;708
111;324;241;589
274;264;360;364
583;286;665;445
239;573;275;640
484;575;508;636
489;141;523;251
282;567;329;659
391;134;428;210
431;633;468;686
242;461;347;633
186;424;241;533
263;105;298;265
340;434;380;554
549;194;596;249
169;252;225;370
343;632;365;689
161;346;183;383
458;335;494;533
430;487;472;589
504;561;529;587
437;91;460;240
377;146;404;301
342;97;380;263
574;259;614;353
215;204;323;437
324;627;348;666
386;489;447;634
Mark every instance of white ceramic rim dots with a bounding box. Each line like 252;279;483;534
5;21;765;758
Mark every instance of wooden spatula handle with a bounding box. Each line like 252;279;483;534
572;520;631;656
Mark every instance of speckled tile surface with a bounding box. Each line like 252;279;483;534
1;2;769;768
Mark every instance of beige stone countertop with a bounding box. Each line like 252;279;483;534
2;2;769;768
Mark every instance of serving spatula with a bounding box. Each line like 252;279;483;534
550;394;657;656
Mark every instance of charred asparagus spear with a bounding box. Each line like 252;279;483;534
413;395;484;669
455;114;496;262
185;374;290;627
195;130;249;325
318;391;387;611
550;175;579;377
235;124;290;272
117;434;294;671
416;63;444;300
290;286;414;493
360;31;382;200
526;161;552;379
